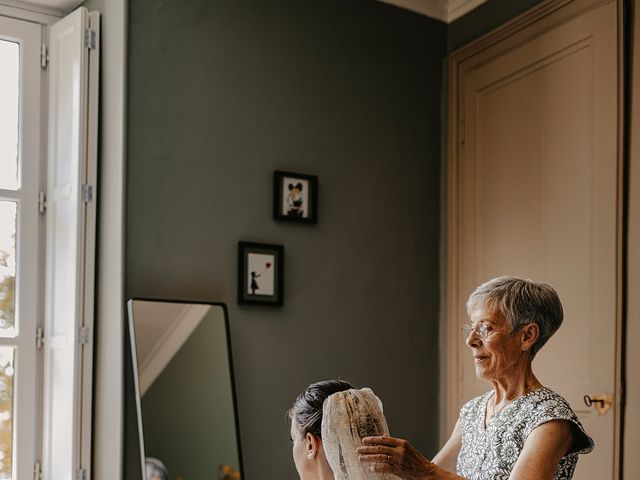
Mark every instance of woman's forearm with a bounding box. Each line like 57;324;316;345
357;436;468;480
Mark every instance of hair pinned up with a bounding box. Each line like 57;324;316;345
288;380;353;437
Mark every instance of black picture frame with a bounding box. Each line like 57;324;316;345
273;170;318;223
237;242;284;306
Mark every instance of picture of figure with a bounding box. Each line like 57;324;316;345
286;182;305;217
246;253;275;296
250;271;261;294
282;177;309;218
273;171;318;224
238;242;284;306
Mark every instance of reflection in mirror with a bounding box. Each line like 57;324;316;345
128;299;242;480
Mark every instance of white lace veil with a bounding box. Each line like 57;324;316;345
321;388;397;480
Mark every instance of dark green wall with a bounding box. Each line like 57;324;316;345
447;0;547;52
126;0;445;478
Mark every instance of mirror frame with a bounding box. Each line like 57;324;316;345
127;298;244;479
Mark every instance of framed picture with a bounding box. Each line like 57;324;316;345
273;170;318;223
237;242;284;306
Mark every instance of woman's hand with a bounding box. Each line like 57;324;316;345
357;436;435;479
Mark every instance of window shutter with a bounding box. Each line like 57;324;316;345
42;7;99;479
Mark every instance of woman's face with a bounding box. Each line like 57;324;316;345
465;305;526;382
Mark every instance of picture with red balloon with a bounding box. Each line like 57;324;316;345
238;242;284;306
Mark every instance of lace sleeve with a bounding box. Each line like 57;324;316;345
522;394;594;455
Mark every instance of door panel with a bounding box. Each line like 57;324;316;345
451;2;618;478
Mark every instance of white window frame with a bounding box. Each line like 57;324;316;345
0;13;43;480
1;3;102;478
89;2;126;479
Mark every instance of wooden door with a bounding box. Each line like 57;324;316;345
447;1;620;478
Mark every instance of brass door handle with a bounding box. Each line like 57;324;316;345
583;395;613;415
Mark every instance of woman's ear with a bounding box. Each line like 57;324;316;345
305;433;321;459
521;323;540;352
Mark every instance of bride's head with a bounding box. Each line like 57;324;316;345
289;380;352;480
289;380;390;480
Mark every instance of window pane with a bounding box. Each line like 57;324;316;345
0;202;16;336
0;346;13;479
0;40;19;191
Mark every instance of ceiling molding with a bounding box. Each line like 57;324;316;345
10;0;489;25
378;0;488;23
0;0;81;16
378;0;449;22
447;0;489;22
0;3;59;23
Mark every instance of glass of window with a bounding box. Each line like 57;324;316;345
0;40;20;191
0;202;16;337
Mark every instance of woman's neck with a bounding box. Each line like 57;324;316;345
314;448;335;480
491;363;542;405
316;470;334;480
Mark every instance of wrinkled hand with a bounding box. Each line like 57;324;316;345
357;436;435;479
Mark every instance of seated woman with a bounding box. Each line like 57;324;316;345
289;380;396;480
358;276;594;480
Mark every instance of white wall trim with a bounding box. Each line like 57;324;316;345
0;2;60;23
139;305;210;396
92;0;126;479
447;0;489;22
376;0;488;23
378;0;448;22
624;0;640;476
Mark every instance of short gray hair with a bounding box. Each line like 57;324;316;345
145;457;169;480
466;276;563;356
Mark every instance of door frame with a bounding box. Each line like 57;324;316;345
625;2;640;477
443;0;624;476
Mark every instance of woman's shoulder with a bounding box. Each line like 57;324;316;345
525;386;573;410
519;387;579;423
522;387;594;454
459;390;493;418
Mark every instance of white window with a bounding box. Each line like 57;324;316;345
0;6;99;479
0;14;43;480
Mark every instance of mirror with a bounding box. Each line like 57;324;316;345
127;299;243;480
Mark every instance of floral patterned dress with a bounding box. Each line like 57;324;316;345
456;387;594;480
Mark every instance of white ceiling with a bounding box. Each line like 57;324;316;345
9;0;487;23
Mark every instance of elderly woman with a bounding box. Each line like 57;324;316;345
358;276;593;480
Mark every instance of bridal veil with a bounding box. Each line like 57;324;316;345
321;388;398;480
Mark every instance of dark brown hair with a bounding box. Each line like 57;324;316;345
289;380;353;437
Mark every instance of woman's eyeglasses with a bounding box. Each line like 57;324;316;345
462;322;492;340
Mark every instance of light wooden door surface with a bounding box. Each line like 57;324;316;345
449;1;619;478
